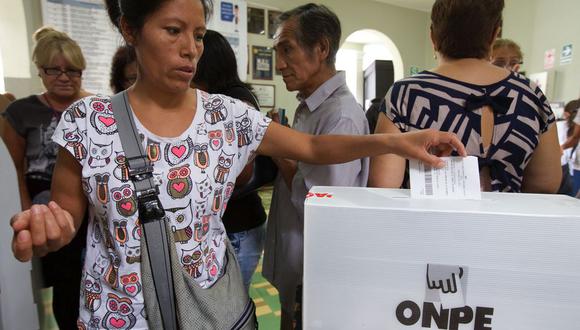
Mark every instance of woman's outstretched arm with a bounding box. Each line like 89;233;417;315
257;121;466;168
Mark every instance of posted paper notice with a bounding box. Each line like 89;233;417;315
410;156;481;200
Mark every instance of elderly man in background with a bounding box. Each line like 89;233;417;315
262;3;370;329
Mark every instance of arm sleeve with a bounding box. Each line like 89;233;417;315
3;102;27;137
289;117;368;216
382;85;407;132
232;100;272;177
528;80;556;134
51;99;90;166
574;111;580;126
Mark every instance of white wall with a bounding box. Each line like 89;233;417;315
247;0;431;123
336;46;362;102
11;1;580;106
502;0;536;73
363;43;393;68
337;40;397;107
503;0;580;102
0;139;39;330
0;0;30;79
0;46;5;93
5;0;432;108
1;0;44;98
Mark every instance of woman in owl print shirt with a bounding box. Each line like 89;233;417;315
9;0;465;328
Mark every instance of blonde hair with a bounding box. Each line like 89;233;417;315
32;26;86;71
492;38;523;61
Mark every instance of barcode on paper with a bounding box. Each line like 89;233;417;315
410;156;481;200
424;164;433;195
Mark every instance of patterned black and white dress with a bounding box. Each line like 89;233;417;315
381;71;555;192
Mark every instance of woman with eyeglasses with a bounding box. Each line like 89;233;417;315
0;26;90;329
491;38;523;72
370;0;561;193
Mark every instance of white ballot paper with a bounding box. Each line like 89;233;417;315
410;156;481;199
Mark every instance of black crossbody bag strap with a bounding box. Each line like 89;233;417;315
111;91;178;330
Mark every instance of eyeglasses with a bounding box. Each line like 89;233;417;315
492;59;523;70
42;67;83;78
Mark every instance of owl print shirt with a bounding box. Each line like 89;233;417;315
52;90;271;329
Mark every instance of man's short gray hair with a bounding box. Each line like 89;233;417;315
277;3;341;65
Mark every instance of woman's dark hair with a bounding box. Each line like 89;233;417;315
564;100;580;137
431;0;504;59
104;0;213;32
104;0;122;29
277;3;341;65
110;45;136;93
192;30;251;94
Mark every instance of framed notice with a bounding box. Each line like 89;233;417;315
252;46;273;80
247;7;265;34
544;48;555;70
267;10;282;39
251;84;275;108
208;0;249;81
41;0;121;94
561;44;573;65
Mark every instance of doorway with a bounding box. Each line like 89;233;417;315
336;29;403;109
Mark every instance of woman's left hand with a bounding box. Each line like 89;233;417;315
387;129;467;168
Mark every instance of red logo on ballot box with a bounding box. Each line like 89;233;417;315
305;192;333;199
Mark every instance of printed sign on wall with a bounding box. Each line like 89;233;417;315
41;0;122;95
42;0;249;93
410;66;421;76
544;48;556;70
561;44;573;65
207;0;248;81
252;46;273;80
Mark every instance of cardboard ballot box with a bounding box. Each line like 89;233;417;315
303;187;580;330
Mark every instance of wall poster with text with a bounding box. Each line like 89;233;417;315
207;0;249;81
42;0;250;91
252;46;273;80
41;0;122;94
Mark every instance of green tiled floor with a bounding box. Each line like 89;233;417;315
250;259;281;330
39;287;59;330
253;186;282;329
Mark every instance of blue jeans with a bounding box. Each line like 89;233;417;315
558;164;575;196
227;222;266;291
574;169;580;197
